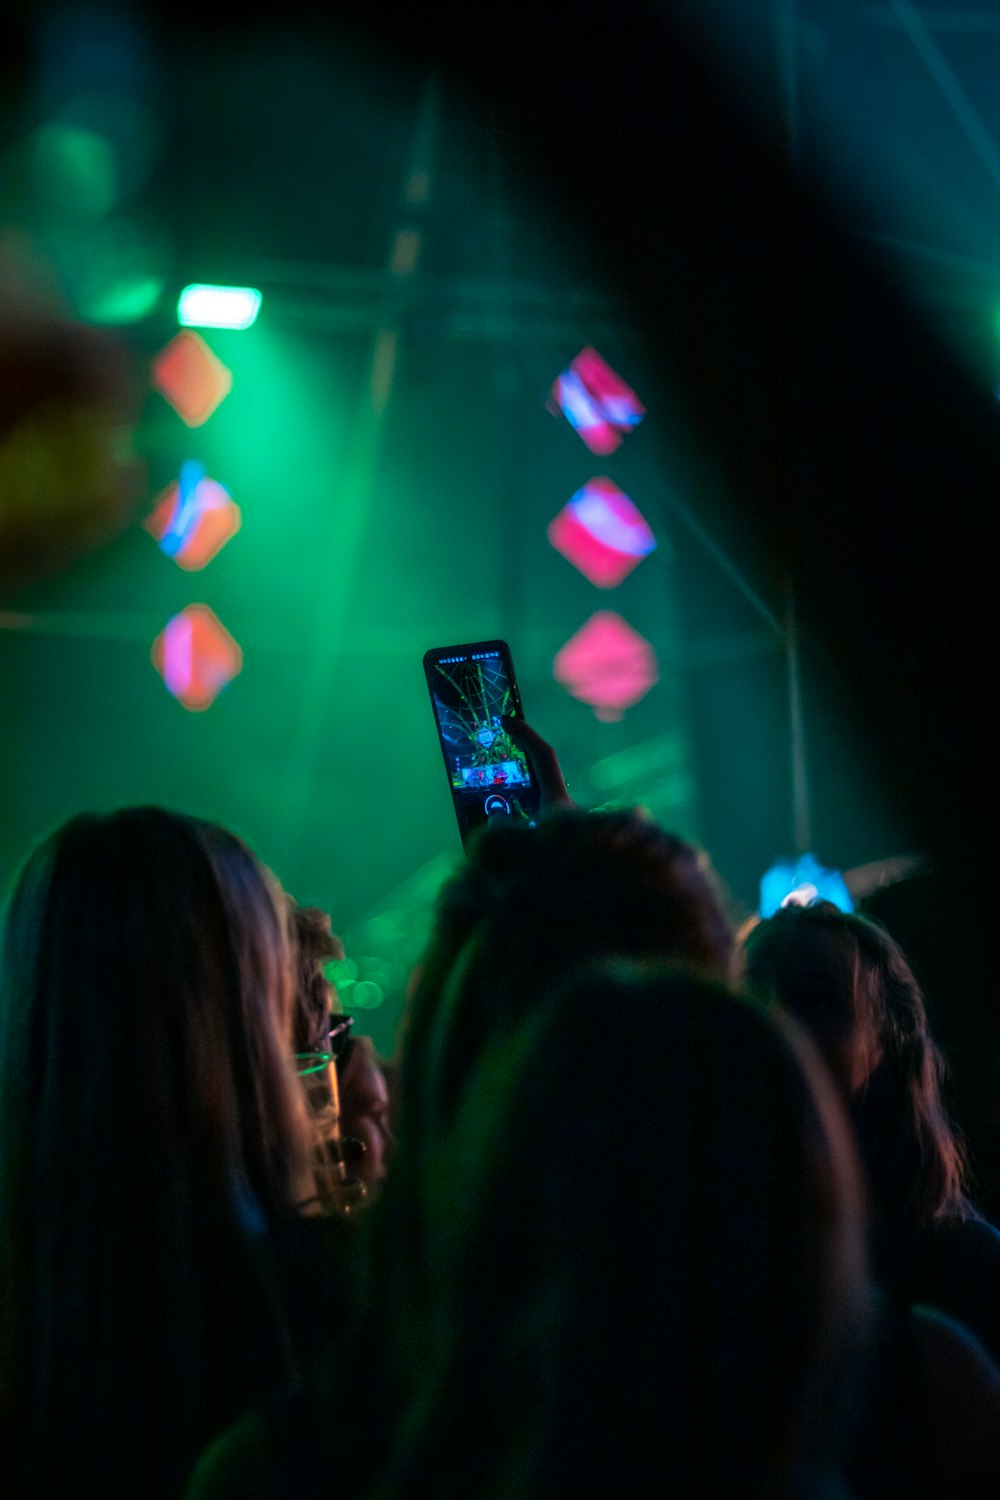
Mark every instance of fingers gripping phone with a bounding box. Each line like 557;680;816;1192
423;640;541;846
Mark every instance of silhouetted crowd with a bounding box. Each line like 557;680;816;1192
2;774;999;1499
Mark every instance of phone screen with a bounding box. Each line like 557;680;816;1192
423;639;541;845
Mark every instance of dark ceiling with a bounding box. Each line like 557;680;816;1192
8;4;1000;360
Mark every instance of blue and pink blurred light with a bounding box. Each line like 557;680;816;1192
144;462;241;570
548;347;645;455
548;478;656;587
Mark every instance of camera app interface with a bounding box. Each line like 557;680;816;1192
427;647;536;828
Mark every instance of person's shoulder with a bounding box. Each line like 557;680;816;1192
902;1213;1000;1371
908;1304;1000;1499
186;1385;335;1500
927;1212;1000;1246
185;1407;275;1500
915;1213;1000;1272
910;1301;1000;1381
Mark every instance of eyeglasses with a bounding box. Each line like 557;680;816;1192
295;1013;355;1076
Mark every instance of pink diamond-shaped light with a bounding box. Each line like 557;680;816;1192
548;478;656;588
553;611;658;721
151;604;242;711
151;331;233;427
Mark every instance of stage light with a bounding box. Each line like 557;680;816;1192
30;122;117;220
759;854;853;918
548;347;645;455
351;981;384;1009
553;611;658;721
151;331;233;426
144;462;241;570
151;604;242;710
326;956;358;986
177;283;262;330
548;477;656;587
83;275;163;325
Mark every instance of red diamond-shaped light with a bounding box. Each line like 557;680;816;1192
144;474;241;570
151;604;242;711
151;331;232;427
548;478;656;588
553;611;658;721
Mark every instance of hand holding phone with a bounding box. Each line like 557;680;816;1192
423;639;542;846
499;715;573;815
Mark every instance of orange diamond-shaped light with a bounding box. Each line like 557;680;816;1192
151;330;233;427
553;611;658;721
144;473;241;570
151;603;242;711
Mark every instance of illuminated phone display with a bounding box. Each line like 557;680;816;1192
423;639;540;845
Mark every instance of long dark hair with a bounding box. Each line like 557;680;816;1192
374;963;871;1500
339;812;738;1491
742;902;973;1238
403;809;735;1153
287;899;343;1058
0;808;313;1497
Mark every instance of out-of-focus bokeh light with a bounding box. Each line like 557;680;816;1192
178;284;262;330
351;980;384;1009
151;331;233;427
144;464;241;570
548;477;656;587
29;122;117;220
553;611;659;721
151;603;242;711
80;272;163;325
759;854;854;918
69;218;169;326
0;296;144;591
548;346;645;455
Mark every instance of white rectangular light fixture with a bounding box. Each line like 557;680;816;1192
177;283;262;330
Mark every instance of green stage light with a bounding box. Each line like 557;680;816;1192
83;275;163;325
177;283;262;330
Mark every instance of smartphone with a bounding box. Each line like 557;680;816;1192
423;639;541;846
